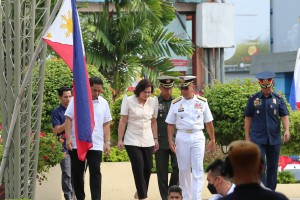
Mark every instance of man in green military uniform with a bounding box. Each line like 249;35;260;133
156;76;179;200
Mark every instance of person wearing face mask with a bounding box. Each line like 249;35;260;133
218;140;288;200
206;159;235;200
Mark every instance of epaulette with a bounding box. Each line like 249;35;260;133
196;95;207;102
249;92;260;99
172;96;182;104
273;93;282;99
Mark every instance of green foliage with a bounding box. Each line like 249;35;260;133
277;171;296;184
281;110;300;155
83;0;193;97
103;146;129;162
36;132;65;184
39;57;113;133
110;94;125;142
203;79;260;147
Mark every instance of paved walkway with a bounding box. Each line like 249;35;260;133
36;162;300;200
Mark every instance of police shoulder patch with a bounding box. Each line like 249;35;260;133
172;96;182;104
249;92;260;99
196;95;207;102
273;93;282;99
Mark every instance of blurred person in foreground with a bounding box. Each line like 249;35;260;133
206;159;235;200
168;185;183;200
218;140;288;200
244;71;290;190
118;79;159;200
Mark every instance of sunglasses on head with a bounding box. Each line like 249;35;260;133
258;78;273;89
259;83;273;89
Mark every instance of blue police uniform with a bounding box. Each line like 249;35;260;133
244;71;289;191
244;92;289;145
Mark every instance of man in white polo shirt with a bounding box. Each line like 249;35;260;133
166;76;215;200
65;76;112;200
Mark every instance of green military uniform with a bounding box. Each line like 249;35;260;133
155;76;179;200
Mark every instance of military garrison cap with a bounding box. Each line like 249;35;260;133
256;71;276;88
178;76;196;88
157;76;176;88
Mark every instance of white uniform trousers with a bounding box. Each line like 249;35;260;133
175;130;205;200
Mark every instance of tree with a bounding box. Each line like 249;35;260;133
203;79;260;149
83;0;194;96
38;57;113;133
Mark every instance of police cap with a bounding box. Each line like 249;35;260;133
157;76;176;88
256;71;276;88
178;76;196;88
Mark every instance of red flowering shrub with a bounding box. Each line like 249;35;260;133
36;132;64;184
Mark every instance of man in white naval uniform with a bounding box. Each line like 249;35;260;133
166;76;216;200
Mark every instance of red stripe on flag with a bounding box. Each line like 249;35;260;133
42;39;73;70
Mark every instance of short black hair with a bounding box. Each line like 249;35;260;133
134;79;154;97
57;86;72;97
89;76;103;87
206;159;224;178
168;185;182;196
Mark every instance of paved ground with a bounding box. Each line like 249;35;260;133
36;162;300;200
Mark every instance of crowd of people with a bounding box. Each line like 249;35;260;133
51;70;290;200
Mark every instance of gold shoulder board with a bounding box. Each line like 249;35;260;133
172;96;182;104
197;95;207;102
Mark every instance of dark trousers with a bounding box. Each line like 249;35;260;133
155;149;179;200
69;149;102;200
125;145;154;199
257;143;280;191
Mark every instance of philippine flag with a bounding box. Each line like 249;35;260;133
43;0;95;161
289;48;300;111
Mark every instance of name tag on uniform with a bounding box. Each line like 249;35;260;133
178;104;184;112
159;104;164;111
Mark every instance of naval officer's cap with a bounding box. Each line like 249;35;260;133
157;76;176;88
256;71;276;88
178;76;196;88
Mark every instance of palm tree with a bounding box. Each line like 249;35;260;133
83;0;194;96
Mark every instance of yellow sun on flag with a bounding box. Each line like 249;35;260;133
60;10;72;38
46;32;52;39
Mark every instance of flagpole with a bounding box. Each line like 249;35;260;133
0;0;63;184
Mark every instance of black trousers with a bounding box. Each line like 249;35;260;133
125;145;154;199
69;149;102;200
155;149;179;200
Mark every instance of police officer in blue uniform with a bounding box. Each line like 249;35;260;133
244;71;290;191
156;76;179;200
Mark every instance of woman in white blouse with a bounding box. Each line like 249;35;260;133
118;79;159;200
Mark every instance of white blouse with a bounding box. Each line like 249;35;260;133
120;95;158;147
